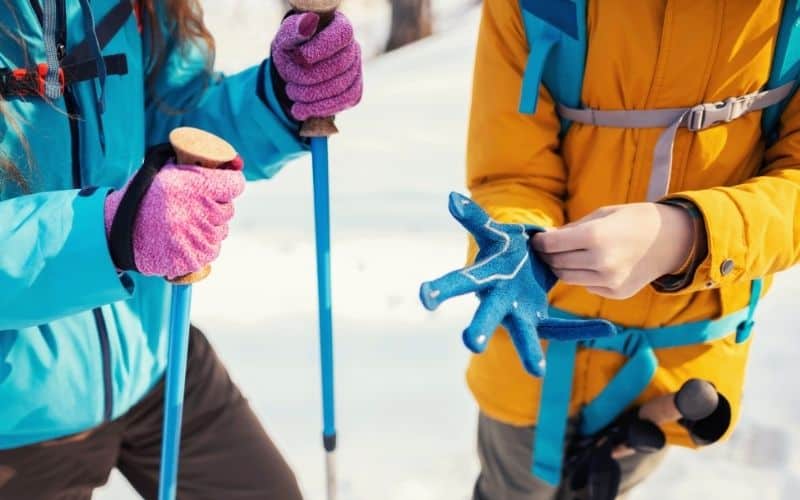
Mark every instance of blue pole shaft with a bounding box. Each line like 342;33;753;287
311;136;337;466
158;283;193;500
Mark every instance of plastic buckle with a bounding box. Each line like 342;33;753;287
687;96;752;132
735;319;755;344
6;67;41;96
1;64;64;97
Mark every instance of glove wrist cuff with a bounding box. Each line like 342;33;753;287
108;144;175;271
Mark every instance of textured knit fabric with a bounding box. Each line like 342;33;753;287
464;0;798;446
103;161;245;279
421;193;616;376
0;327;303;500
271;12;363;121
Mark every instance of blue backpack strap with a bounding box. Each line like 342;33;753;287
517;3;587;483
762;0;800;145
536;280;763;484
518;0;587;133
736;278;762;343
531;339;579;486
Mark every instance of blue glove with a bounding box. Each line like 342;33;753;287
420;193;616;377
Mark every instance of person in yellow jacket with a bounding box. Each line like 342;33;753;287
456;0;800;498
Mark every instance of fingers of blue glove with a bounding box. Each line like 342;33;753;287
538;317;617;341
462;290;508;354
447;192;503;246
420;268;487;311
505;313;546;377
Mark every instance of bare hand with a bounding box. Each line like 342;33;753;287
531;203;695;299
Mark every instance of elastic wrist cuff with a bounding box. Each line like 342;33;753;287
652;199;707;292
108;144;175;271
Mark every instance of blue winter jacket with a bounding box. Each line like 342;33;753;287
0;0;307;449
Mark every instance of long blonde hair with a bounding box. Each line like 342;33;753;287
0;0;215;192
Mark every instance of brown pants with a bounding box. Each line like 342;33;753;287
0;327;303;500
474;413;667;500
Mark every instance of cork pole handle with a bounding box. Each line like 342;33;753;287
167;127;238;285
288;0;343;138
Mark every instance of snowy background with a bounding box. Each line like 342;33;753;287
99;3;800;499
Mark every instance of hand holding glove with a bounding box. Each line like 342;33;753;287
419;193;616;377
104;144;245;280
271;11;363;121
532;202;697;299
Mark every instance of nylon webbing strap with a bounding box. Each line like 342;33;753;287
61;0;134;66
736;278;762;343
62;55;128;83
557;81;796;201
42;0;61;98
533;281;763;485
531;339;578;486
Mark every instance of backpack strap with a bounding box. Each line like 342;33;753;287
0;0;134;100
761;0;800;145
60;0;134;67
533;280;763;486
518;0;587;133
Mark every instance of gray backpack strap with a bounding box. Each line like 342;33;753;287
558;82;795;201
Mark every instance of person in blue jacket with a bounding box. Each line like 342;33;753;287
0;1;362;498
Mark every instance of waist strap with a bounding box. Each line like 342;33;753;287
531;278;763;486
557;83;795;201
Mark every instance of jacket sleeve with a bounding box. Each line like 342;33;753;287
467;0;566;228
0;188;133;330
144;14;308;181
665;93;800;292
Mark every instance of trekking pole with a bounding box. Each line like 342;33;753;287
638;378;731;445
158;127;238;500
612;378;730;460
286;2;342;498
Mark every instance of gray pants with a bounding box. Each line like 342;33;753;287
474;413;667;500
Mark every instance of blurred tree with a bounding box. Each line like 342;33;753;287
386;0;432;51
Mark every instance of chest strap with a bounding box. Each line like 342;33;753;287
0;56;128;98
558;83;795;201
531;279;763;485
0;0;133;99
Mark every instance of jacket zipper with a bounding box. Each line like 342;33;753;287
92;309;114;421
30;0;115;422
60;1;114;423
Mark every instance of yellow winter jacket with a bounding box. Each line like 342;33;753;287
466;0;800;447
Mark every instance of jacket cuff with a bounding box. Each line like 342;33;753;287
260;58;300;132
654;190;747;293
651;199;708;293
73;188;136;298
240;63;308;179
3;188;135;329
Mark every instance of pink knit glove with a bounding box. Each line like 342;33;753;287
271;11;363;121
104;160;245;280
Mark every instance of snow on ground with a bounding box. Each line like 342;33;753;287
99;6;800;500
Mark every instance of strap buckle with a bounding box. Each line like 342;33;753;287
0;63;64;97
686;94;757;131
735;319;755;343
